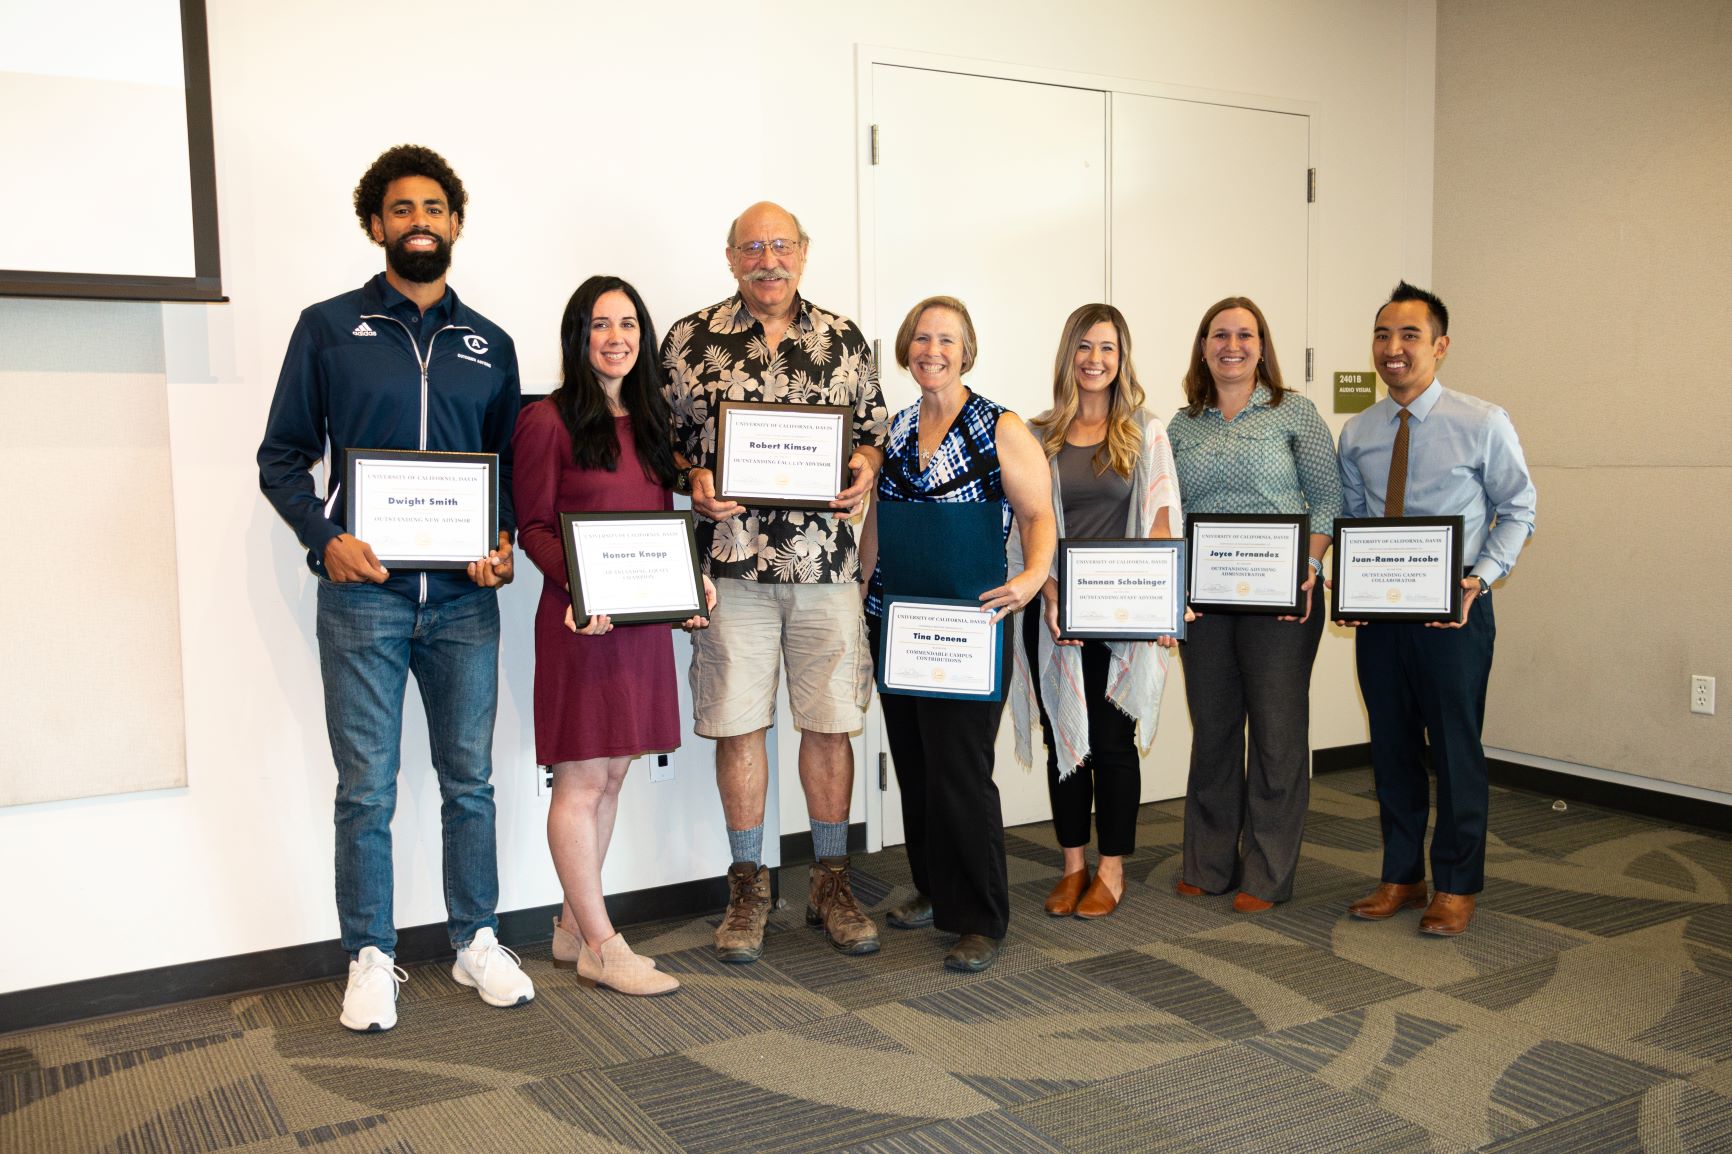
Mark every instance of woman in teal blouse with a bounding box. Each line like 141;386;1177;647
1167;297;1340;911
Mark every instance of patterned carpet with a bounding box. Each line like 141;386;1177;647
6;767;1732;1153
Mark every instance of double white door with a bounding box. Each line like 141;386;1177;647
865;61;1311;846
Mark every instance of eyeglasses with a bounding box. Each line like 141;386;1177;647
732;238;803;259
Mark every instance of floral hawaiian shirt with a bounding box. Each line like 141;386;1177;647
661;293;888;583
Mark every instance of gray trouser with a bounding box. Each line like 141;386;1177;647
1177;608;1324;902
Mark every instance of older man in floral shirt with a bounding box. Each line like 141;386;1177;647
662;201;889;963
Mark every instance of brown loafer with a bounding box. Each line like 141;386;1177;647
1174;880;1207;898
1044;869;1091;917
1074;873;1121;918
1232;892;1274;914
1347;882;1429;920
1419;892;1476;936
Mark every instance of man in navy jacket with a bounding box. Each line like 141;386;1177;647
258;144;529;1031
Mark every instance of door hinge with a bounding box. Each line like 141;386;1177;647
870;124;881;165
873;338;882;368
1307;167;1317;203
1305;347;1315;383
878;752;887;791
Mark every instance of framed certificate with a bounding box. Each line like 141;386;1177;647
1056;538;1186;640
345;448;498;569
1331;517;1465;623
1185;513;1307;616
877;596;1005;701
559;511;707;627
714;401;852;509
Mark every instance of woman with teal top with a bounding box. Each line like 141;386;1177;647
1167;296;1340;912
859;294;1055;974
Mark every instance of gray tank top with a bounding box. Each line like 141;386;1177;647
1057;440;1132;539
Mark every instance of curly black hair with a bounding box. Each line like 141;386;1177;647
351;144;467;239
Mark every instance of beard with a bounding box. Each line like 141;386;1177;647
386;230;453;283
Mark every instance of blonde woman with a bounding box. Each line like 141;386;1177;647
1010;304;1181;919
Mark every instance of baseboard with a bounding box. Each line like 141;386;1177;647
1312;743;1372;774
778;821;868;865
0;872;733;1036
1488;757;1732;835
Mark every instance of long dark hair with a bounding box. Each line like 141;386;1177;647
552;276;676;486
1181;296;1288;418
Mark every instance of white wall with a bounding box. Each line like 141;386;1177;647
0;0;1436;995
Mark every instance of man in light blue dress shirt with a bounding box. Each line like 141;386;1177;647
1335;282;1536;937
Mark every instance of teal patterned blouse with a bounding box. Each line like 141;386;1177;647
1167;385;1341;537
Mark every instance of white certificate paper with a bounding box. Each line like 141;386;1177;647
1189;520;1301;609
351;457;493;565
567;517;702;617
1062;544;1182;637
881;600;1000;699
1334;524;1455;615
717;404;848;505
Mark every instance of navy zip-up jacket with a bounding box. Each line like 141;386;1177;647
257;273;522;604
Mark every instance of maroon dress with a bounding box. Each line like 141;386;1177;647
512;400;680;762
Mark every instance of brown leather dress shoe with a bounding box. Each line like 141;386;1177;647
1419;891;1476;936
1174;880;1207;898
1074;873;1121;918
1044;869;1091;917
1347;882;1429;920
1232;892;1274;914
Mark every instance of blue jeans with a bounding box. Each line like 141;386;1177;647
317;579;501;956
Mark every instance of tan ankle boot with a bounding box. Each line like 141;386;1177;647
555;917;656;976
581;933;680;996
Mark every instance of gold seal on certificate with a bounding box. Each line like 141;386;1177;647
877;596;1004;701
1330;516;1465;623
560;511;706;628
1056;538;1186;640
1184;513;1307;615
345;448;499;569
713;401;851;509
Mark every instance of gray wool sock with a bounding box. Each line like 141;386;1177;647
727;824;764;867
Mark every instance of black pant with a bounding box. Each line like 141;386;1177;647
869;615;1011;939
1355;591;1496;895
1021;606;1140;856
1176;607;1324;902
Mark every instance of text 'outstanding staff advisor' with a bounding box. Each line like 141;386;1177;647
660;201;890;964
257;144;531;1032
1335;281;1536;938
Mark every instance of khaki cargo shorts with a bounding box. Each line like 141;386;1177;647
689;578;873;738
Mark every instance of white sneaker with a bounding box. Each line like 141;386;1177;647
340;946;406;1032
452;927;535;1007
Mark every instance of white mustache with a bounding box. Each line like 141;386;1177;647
743;268;794;283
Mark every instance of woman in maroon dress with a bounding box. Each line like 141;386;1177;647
513;275;713;996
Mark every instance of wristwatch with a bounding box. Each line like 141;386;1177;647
1474;575;1490;596
674;467;693;496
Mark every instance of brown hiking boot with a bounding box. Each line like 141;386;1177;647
715;862;770;963
806;856;881;955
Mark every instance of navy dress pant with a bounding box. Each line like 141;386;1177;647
1354;590;1497;895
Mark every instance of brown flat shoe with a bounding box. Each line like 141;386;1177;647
1347;882;1429;920
1074;873;1121;918
1419;891;1476;936
1174;880;1207;898
1044;869;1091;917
1232;892;1274;914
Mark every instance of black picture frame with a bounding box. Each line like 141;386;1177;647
1056;537;1187;640
713;401;852;510
1184;512;1308;616
1330;516;1466;624
560;510;706;627
344;447;498;570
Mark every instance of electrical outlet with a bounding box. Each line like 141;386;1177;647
537;764;553;796
1691;675;1716;716
650;753;675;782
